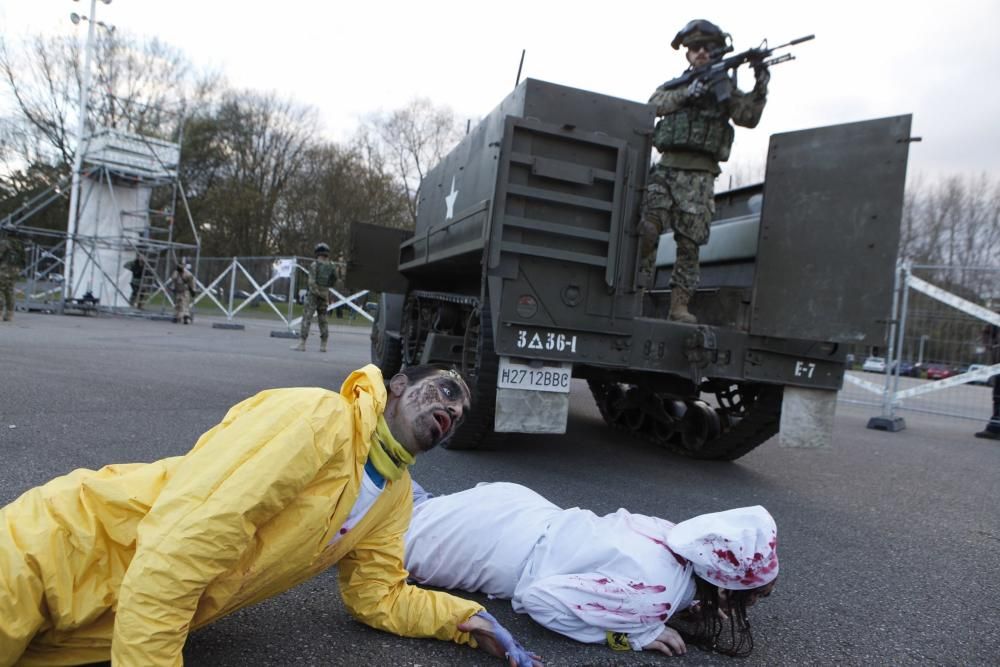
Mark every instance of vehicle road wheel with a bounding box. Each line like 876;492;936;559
589;379;782;461
667;382;782;461
442;301;503;450
370;297;403;379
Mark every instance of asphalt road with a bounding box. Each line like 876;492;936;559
1;312;998;666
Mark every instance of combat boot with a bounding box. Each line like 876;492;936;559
290;339;306;352
668;289;697;324
319;339;328;353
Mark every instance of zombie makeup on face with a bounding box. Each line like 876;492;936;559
403;373;471;450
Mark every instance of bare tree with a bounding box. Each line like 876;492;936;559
0;30;212;175
351;127;412;229
275;142;408;257
899;172;1000;319
182;90;318;256
359;98;463;225
903;174;1000;264
0;34;79;169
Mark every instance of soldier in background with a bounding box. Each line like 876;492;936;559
292;242;336;352
0;226;27;322
975;317;1000;441
166;263;196;325
124;254;147;309
638;19;770;323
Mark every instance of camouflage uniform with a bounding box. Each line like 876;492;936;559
0;232;26;322
300;257;336;343
167;268;196;324
638;73;768;295
124;257;146;309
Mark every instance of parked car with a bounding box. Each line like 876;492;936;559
924;364;955;381
888;360;916;376
862;356;887;373
966;364;996;386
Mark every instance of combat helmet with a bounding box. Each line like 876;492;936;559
671;19;730;51
314;242;331;256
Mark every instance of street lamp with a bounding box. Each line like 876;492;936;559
70;13;116;32
64;0;114;303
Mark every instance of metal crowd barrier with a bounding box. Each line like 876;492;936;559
839;261;1000;428
186;256;373;330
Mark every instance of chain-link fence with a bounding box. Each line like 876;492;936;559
839;262;999;424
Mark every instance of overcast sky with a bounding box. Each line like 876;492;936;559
4;0;999;184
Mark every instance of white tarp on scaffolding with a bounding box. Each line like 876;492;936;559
84;129;179;179
69;173;152;306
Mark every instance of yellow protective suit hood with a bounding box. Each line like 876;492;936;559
0;364;482;666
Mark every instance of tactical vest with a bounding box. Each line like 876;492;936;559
653;106;735;163
314;260;337;288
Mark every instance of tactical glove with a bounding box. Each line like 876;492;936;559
685;79;708;99
753;64;770;89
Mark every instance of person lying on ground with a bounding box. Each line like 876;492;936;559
0;365;541;667
405;481;778;658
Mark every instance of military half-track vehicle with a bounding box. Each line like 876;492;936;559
351;78;912;459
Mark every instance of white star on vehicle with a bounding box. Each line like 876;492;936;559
445;176;459;220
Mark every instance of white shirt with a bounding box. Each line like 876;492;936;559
330;464;385;545
405;482;562;597
404;482;696;651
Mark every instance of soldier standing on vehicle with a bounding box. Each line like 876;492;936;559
975;316;1000;441
293;242;336;352
638;19;770;323
166;263;196;325
0;226;27;322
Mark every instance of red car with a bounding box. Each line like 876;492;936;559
924;364;955;381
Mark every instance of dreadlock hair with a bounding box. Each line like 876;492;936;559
668;574;774;658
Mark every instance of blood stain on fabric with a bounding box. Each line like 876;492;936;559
714;549;740;566
629;582;666;593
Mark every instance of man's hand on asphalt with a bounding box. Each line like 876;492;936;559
459;610;543;667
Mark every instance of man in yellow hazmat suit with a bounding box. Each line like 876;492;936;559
0;364;541;667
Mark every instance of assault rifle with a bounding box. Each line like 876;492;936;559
658;34;815;103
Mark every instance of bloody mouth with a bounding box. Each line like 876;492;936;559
432;410;452;436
